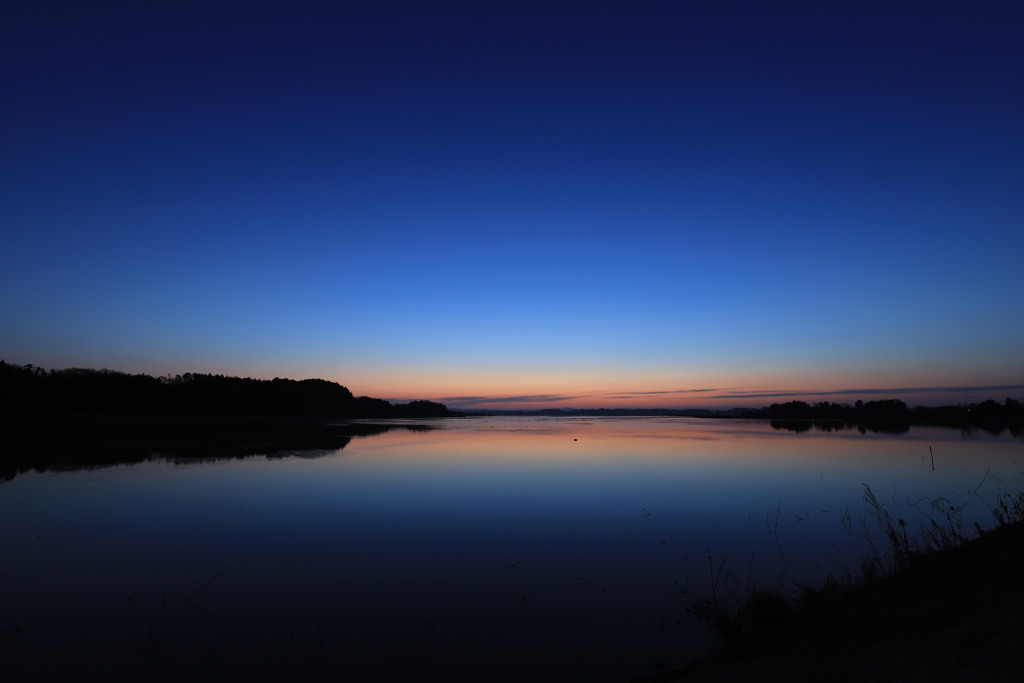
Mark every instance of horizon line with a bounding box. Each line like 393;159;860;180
403;384;1024;410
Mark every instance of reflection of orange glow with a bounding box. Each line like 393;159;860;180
325;418;1012;490
336;418;841;465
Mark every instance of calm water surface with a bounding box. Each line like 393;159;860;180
2;417;1021;681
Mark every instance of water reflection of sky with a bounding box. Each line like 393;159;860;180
2;418;1021;681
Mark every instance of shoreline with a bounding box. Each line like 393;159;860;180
636;497;1024;682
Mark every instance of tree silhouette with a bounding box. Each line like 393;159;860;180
0;362;450;418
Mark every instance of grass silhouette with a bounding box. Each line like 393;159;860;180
641;489;1024;681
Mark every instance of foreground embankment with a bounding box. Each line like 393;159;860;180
639;500;1024;682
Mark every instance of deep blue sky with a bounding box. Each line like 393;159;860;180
3;1;1023;409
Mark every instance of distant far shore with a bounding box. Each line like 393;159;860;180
460;398;1024;436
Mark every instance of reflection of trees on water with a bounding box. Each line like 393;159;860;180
770;419;910;435
0;423;437;483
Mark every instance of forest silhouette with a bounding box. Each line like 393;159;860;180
763;398;1024;436
0;361;450;481
0;361;450;418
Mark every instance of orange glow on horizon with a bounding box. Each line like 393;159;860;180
358;379;1024;411
170;361;1021;412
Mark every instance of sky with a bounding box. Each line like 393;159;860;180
3;0;1023;410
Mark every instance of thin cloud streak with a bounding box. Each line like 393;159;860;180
712;385;1024;401
440;387;727;409
439;393;590;408
473;394;581;404
605;388;724;399
433;384;1024;410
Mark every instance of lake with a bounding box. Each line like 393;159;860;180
2;416;1021;681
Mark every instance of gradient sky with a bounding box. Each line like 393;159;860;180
3;1;1023;410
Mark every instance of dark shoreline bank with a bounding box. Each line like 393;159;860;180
637;497;1024;682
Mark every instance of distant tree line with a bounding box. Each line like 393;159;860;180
463;399;1022;436
765;398;1024;436
767;399;910;421
0;361;451;418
